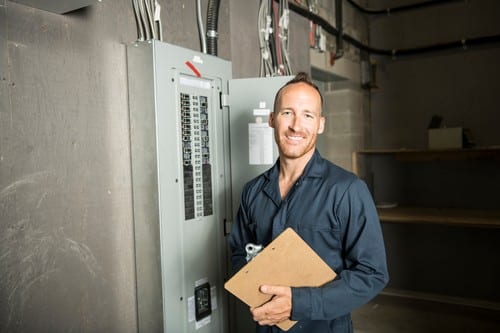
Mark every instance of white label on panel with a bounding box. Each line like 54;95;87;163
188;296;195;322
249;123;274;165
196;316;211;330
253;108;271;117
180;76;211;90
211;286;217;310
195;277;209;286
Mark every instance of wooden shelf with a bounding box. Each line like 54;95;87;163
378;206;500;228
354;146;500;162
352;146;500;176
353;147;500;228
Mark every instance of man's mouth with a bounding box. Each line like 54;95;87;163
286;135;304;142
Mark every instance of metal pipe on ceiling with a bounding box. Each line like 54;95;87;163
345;0;463;16
286;1;500;58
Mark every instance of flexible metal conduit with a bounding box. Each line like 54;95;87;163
287;1;500;57
207;0;221;56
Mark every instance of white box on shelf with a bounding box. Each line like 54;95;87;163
428;127;463;149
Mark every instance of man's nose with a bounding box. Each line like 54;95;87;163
289;116;302;131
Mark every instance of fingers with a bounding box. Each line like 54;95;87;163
250;285;292;326
251;307;289;326
260;285;291;297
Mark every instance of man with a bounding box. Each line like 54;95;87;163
229;72;389;332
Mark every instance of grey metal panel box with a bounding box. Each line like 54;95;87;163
127;40;231;333
228;76;292;215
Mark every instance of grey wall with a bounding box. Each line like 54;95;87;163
1;1;139;332
0;0;311;332
370;0;500;149
368;0;500;301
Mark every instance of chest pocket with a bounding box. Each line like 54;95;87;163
296;221;343;271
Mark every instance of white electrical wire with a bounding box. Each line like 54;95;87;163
197;0;207;53
154;0;163;41
258;0;274;77
132;0;163;41
137;0;151;40
279;0;292;75
132;0;145;41
258;0;292;77
145;0;156;40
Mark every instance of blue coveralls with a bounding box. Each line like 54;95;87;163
229;150;389;333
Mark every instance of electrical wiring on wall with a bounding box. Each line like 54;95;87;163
196;0;207;53
132;0;162;41
286;0;500;58
259;0;293;77
278;0;292;75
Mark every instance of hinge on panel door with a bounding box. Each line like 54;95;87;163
223;218;232;236
220;93;229;109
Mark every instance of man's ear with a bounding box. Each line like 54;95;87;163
269;112;275;128
318;116;325;134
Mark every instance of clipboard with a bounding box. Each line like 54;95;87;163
224;228;337;331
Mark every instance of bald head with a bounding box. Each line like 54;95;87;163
273;72;323;114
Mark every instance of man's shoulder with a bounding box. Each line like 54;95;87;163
318;156;358;184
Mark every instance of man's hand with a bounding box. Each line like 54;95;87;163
250;285;292;326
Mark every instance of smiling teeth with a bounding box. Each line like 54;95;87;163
287;136;302;141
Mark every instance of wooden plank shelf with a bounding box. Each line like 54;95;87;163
378;206;500;228
354;146;500;162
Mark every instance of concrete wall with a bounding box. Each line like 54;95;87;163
0;0;233;332
0;2;138;332
368;0;500;301
370;0;500;149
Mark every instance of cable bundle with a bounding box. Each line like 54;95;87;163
258;0;292;77
132;0;163;41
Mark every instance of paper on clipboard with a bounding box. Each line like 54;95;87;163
224;228;337;331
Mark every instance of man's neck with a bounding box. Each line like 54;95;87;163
278;149;315;198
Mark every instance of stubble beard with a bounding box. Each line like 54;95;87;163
277;132;317;160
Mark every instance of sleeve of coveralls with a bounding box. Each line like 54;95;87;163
228;190;253;275
290;179;389;320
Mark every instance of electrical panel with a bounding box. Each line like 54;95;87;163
127;41;231;333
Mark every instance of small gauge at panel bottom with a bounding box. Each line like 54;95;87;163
194;282;212;321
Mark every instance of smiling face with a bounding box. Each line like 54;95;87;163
269;82;325;162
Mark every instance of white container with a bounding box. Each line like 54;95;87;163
428;127;463;149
